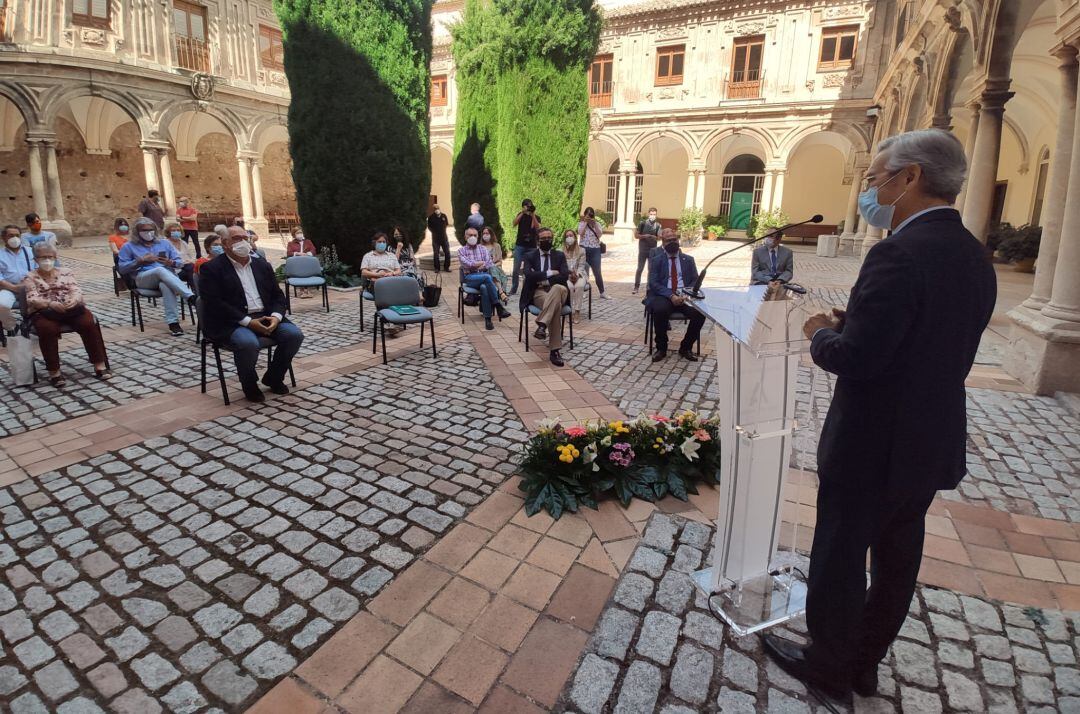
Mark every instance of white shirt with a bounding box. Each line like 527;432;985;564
229;257;282;326
891;205;952;236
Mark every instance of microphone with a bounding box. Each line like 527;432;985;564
782;283;807;295
687;215;823;297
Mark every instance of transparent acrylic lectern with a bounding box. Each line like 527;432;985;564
687;285;821;636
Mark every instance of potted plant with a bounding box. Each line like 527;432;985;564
749;208;790;239
677;207;705;246
704;214;730;240
320;245;364;289
996;224;1042;272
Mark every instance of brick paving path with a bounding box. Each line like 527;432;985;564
0;241;1075;712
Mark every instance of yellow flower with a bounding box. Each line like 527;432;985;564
555;443;580;463
609;420;630;434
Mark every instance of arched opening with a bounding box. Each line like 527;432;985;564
168;111;242;224
784;132;852;226
634;136;689;223
430;145;453;221
720;154;765;229
0;96;30;217
607;159;643;222
255;123;296;220
584;138;622;223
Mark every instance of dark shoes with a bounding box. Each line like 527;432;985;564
496;306;512;319
485;318;495;330
549;350;564;367
242;384;265;403
533;324;547;340
761;635;850;701
853;666;877;697
652;349;667;362
186;294;198;308
260;377;290;395
679;349;698;362
168;323;184;336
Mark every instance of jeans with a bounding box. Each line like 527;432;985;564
228;319;304;387
584;246;605;294
634;252;650;290
464;272;501;318
510;245;530;293
431;234;451;271
184;229;202;258
135;266;193;325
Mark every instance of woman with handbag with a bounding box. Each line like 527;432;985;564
480;227;510;302
22;242;110;386
577;206;609;300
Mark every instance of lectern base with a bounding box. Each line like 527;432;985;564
690;563;808;637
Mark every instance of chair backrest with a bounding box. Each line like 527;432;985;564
284;255;323;279
372;276;420;309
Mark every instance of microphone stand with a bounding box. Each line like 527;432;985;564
685;215;823;298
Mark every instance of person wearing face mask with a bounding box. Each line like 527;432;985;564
427;205;451;273
22;242;110;385
21;213;57;250
510;198;541;295
760;130;997;701
176;197;201;258
138;189;165;229
458;227;512;330
108;218;131;263
576;206;609;300
198;226;303;402
164;222;196;285
646;228;705;362
520;227;570;366
562;229;588;323
286;226;318;299
117;217;195;337
194;235;223;275
633;207;662;295
361;233;406;336
480;227;509;300
0;224;36;331
750;231;794;286
392;226;425;292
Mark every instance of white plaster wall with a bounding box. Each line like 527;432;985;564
783;143;849;224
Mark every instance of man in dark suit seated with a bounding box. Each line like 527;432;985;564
198;226;304;403
750;232;794;285
519;227;569;367
647;229;705;362
762;129;997;701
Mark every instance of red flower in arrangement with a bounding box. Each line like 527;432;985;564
694;429;711;442
650;415;670;422
565;426;588;438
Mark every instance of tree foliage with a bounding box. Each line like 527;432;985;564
274;0;433;266
451;0;601;249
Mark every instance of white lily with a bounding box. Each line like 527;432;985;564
680;437;701;461
583;442;600;472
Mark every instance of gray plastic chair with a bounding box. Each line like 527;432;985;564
283;256;329;314
372;276;435;365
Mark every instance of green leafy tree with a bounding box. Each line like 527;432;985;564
274;0;433;266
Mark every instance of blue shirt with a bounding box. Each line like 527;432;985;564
117;239;183;275
20;230;56;248
0;245;36;285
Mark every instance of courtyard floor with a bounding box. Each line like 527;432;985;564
0;234;1076;713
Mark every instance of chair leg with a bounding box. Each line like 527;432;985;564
420;320;425;349
380;319;388;365
129;292;136;327
212;344;229;405
372;315;379;354
458;288;464;324
524;311;530;350
135;296;145;332
200;340;208;394
569;311;574;350
429;319;436;358
359;292;365;332
589;288;593;320
288;363;296;387
324;284;330;313
285;285;291;315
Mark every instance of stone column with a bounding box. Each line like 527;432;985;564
158;149;177;219
861;224;884;254
141;146;161;194
684;171;697;209
693;169;706;210
614;161;636;243
769;169;786;211
961;88;1013;242
955;103;981;211
623;170;638;226
1042;62;1080;329
44;140;65;221
616;170;630;223
237;156;254;221
26;139;48;220
1022;45;1079;310
760;172;776;213
251;160;266;220
839;173;862;253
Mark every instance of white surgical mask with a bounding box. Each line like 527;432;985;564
37;258;55;272
231;240;252;258
858;172;907;230
565;236;576;246
210;245;224;256
648;215;656;223
466;236;478;246
6;236;21;249
139;230;156;243
295;233;304;241
481;234;492;242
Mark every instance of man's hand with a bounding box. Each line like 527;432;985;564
831;308;847;332
803;311;837;340
671;294;685;306
247;319;269;336
768;280;782;289
260;316;280;334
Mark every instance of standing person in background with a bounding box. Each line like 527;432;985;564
562;229;589;323
480;227;509;301
510;198;540;295
286;226;318;299
633;207;662;295
138;189;165;229
577;207;609;300
428;205;451;273
21;213;57;249
465;202;485;232
108;218;130;264
176;197;202;258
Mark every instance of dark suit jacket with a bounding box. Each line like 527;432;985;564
197;253;289;343
646;251;699;305
811;208;996;496
519;249;569;312
751;245;794;284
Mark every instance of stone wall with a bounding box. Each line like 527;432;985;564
0;125;33;226
260;141;297;215
171;133;243;220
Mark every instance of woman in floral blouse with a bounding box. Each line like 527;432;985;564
23;242;110;386
392;225;425;291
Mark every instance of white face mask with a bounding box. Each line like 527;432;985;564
764;238;777;249
37;258;56;272
481;234;493;242
139;230;156;243
6;236;21;250
295;233;304;241
466;236;478;246
565;236;576;246
231;240;252;258
648;215;657;223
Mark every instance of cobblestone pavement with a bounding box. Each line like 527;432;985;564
0;339;527;711
561;513;1080;714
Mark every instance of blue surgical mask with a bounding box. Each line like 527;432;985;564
858;172;906;230
210;245;224;256
375;242;387;252
170;231;182;239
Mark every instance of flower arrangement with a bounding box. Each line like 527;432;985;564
518;412;722;519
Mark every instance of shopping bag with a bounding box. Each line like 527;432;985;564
7;334;35;385
422;271;442;307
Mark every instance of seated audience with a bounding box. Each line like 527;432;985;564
647;229;705;362
21;213;57;249
520;227;569;367
286;225;319;299
165;221;196;283
393;226;425;290
751;232;794;286
194;234;223;275
117;217;195;337
23;242;110;385
480;227;509;300
562;229;589;323
1;224;35;331
459;227;512;330
361;233;405;335
197;226;304;403
108;218;130;264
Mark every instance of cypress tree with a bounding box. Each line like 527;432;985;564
274;0;433;266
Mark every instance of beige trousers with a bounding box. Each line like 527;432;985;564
532;283;569;350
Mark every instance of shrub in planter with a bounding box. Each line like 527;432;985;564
996;224;1041;269
518;412;722;519
749;208;790;239
319;245;364;287
595;210;614;229
706;224;727;239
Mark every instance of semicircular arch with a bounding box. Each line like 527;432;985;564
627;130;694;164
699;126;777;163
154;100;246;150
40;85;152;140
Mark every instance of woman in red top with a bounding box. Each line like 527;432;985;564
286;226;318;298
176;197;201;258
107;218;129;264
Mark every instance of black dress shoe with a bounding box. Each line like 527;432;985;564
853;666;877;697
242;384;266;403
762;635;849;701
651;349;668;362
533;326;547;340
549;350;564;367
496;306;512;319
678;349;698;362
485;318;494;330
168;323;184;336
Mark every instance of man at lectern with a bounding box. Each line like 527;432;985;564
761;129;996;700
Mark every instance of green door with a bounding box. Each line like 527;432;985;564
730;192;754;230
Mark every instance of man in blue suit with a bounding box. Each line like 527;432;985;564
647;229;705;362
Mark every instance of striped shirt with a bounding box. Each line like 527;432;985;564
458;244;494;273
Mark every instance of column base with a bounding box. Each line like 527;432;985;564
1004;306;1080;394
43;220;72;247
613;223;635;245
860;234;883;255
247;218;270;241
837;232;858;257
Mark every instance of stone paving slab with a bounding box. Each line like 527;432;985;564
559;513;1080;714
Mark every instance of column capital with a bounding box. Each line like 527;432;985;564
24;132;58;145
618;160;638;174
931;114;953;131
1051;42;1080;67
687;160;706;173
977;90;1014;112
236;150;260;161
139;141;170;152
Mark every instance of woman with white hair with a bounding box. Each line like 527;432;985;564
116;217;195;337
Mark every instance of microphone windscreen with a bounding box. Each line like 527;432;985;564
811;214;824;223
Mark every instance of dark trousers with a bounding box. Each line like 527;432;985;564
32;309;107;372
805;474;937;679
584;246;604;293
510;245;530;293
227;315;304;387
649;297;705;352
431;233;451;271
184;229;202;258
634;252;650;290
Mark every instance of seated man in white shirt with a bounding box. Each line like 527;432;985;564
197;226;304;402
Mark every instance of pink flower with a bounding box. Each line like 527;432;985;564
693;429;711;442
565;426;588;438
650;415;670;423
